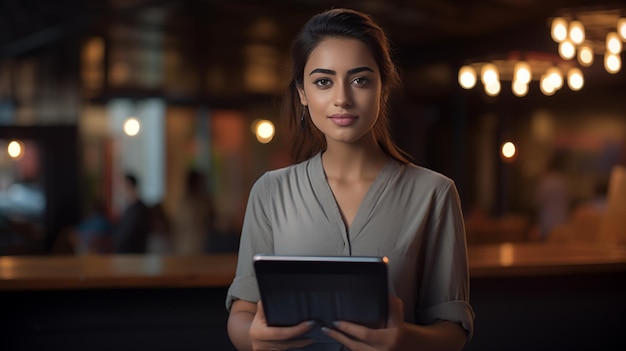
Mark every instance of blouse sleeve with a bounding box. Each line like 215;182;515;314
225;172;275;311
415;179;475;339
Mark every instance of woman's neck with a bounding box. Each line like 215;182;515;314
322;139;388;181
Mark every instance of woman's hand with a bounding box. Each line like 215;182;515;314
249;301;315;351
321;296;406;351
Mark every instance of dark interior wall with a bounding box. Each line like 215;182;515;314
0;126;80;253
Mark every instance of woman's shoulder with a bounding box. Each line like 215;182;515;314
252;158;313;189
397;162;455;189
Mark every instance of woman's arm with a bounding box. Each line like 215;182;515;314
227;300;256;351
227;299;315;351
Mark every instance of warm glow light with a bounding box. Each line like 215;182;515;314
499;243;514;266
484;81;500;96
7;140;23;159
618;18;626;40
604;53;621;74
254;119;275;143
124;117;141;136
568;20;585;45
513;61;532;84
606;32;622;55
578;43;594;66
558;40;576;60
512;80;528;97
458;65;477;89
551;17;568;42
481;63;499;85
540;75;556;95
501;141;516;159
546;66;563;90
567;68;584;91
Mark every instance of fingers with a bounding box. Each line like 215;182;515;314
331;321;369;340
387;296;404;326
251;301;315;343
322;325;368;351
324;297;406;350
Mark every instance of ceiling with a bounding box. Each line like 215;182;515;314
1;0;624;101
1;0;619;58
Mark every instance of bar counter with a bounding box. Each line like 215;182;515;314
0;253;238;291
1;242;626;290
2;243;625;351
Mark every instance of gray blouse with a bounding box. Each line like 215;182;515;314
226;153;474;338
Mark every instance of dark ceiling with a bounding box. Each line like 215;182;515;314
1;0;624;101
1;0;621;59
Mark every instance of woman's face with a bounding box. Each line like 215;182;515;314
298;37;382;146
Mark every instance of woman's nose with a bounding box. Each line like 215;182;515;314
334;82;352;107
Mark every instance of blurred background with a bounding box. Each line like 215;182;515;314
1;0;625;255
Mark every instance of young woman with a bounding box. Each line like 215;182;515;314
226;8;474;351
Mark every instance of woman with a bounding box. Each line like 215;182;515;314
227;8;474;351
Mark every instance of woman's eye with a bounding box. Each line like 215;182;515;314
314;78;332;87
352;77;369;86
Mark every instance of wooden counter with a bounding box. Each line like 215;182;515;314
0;253;238;291
468;242;626;277
2;243;625;351
2;242;626;291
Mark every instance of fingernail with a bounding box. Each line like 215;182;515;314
307;320;316;327
321;326;330;334
332;321;340;328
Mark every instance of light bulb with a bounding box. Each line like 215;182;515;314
512;80;528;97
123;117;140;136
605;53;621;74
551;17;568;42
514;61;532;84
606;32;622;55
484;81;500;96
540;75;555;95
559;40;576;60
577;43;594;67
481;63;499;85
458;66;477;89
546;66;563;90
568;20;585;45
567;68;584;91
618;18;626;40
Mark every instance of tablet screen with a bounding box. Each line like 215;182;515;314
253;255;389;331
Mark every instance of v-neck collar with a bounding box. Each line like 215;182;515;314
307;152;398;244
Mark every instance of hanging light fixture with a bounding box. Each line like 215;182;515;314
548;8;625;75
458;52;581;97
458;65;477;89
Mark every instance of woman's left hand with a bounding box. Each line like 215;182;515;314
321;296;405;351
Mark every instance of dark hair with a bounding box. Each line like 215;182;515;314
125;173;138;188
282;8;411;164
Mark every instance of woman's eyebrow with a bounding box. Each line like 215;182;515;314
308;66;374;76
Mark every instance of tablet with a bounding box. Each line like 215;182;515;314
253;254;389;333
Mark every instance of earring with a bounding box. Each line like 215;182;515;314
301;106;307;129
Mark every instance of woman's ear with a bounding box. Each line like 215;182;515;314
297;86;308;106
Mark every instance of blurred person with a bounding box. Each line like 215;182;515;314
535;156;571;241
226;8;473;351
73;199;113;254
171;169;214;255
147;202;173;254
112;173;151;254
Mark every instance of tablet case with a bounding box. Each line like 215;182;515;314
253;254;389;337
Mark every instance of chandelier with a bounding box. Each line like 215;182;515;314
550;8;626;74
457;51;583;97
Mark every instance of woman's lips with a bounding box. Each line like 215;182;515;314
329;114;358;126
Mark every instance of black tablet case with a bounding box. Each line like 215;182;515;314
254;254;389;343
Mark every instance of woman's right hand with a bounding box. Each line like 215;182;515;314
249;301;315;351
